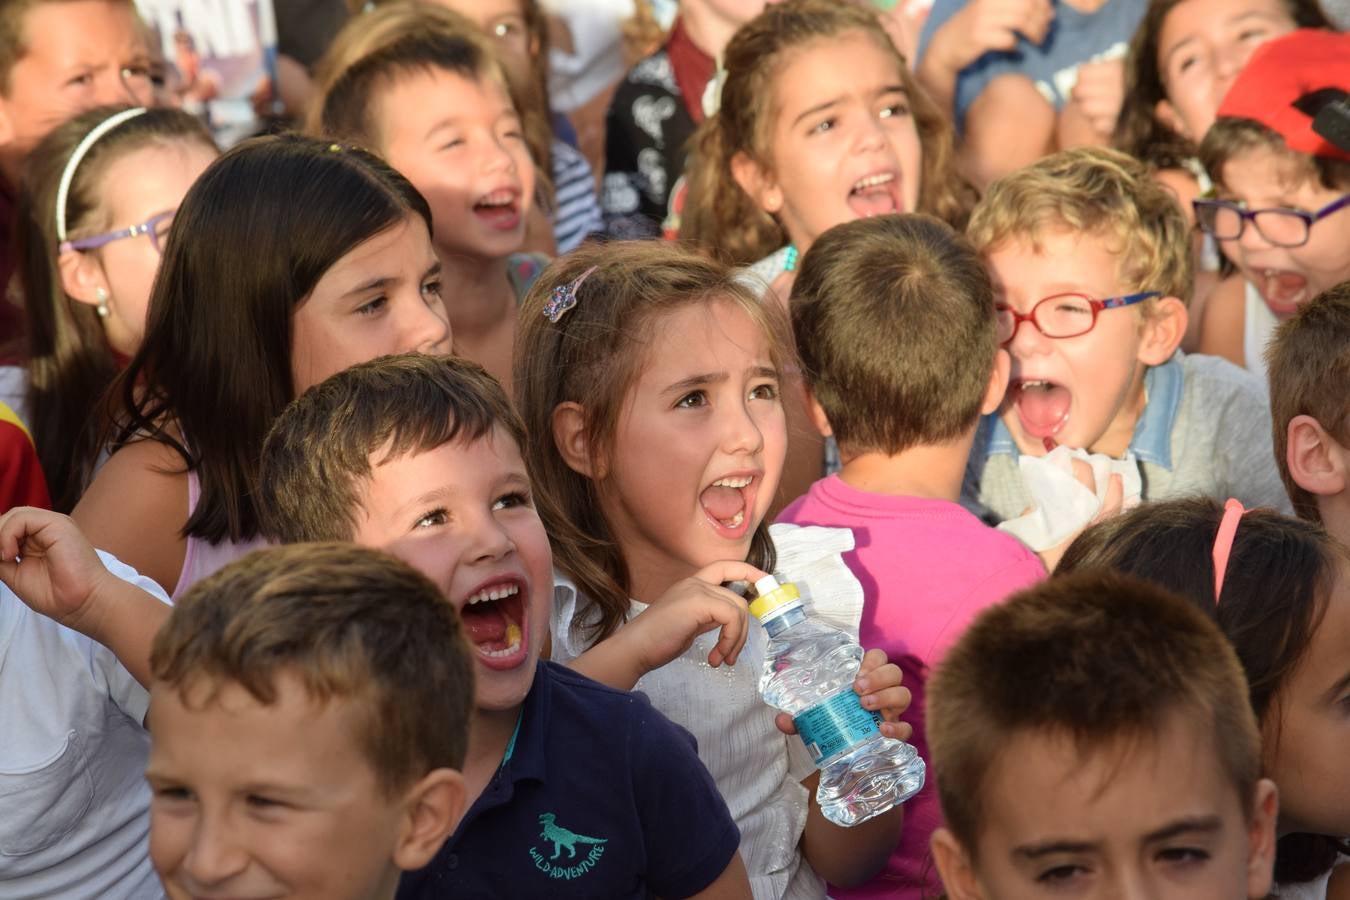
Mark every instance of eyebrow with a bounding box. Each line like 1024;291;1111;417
341;261;440;301
1163;12;1279;67
791;85;907;128
1013;817;1223;859
661;366;778;395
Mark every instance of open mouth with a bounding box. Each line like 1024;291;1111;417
846;171;902;219
699;473;757;538
1256;268;1309;317
458;577;528;670
1012;379;1071;451
472;187;522;231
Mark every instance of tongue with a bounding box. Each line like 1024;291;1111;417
1261;270;1308;314
460;602;507;645
700;485;745;522
847;185;897;219
1016;383;1072;439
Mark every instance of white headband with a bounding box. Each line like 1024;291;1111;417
55;107;149;242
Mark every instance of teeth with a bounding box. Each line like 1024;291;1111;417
721;510;745;528
851;172;895;192
478;624;522;658
478;190;514;206
711;476;752;489
466;583;520;605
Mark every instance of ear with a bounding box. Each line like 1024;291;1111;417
1244;777;1279;900
1136;296;1188;366
1286;414;1349;499
802;384;833;438
392;767;467;872
58;247;109;308
1154;98;1192;142
931;827;985;900
981;348;1012;416
551;401;601;479
730;150;783;215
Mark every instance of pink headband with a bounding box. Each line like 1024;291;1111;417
1211;498;1246;603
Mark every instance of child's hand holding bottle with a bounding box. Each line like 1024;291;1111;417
567;560;768;691
772;648;915;743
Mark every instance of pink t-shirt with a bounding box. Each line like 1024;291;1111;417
777;475;1045;900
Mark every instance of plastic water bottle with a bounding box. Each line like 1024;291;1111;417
750;574;925;827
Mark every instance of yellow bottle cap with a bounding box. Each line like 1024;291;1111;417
749;575;800;621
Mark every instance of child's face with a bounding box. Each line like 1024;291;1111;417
353;427;552;712
1218;149;1350;318
987;229;1176;458
932;712;1278;900
1262;564;1350;838
146;674;412;900
1153;0;1296;144
428;0;534;90
599;299;786;596
0;0;153;179
290;215;452;394
70;141;216;358
377;69;535;265
746;31;921;255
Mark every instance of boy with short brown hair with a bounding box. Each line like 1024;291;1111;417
963;146;1292;525
258;353;749;899
145;542;473;900
1266;282;1350;543
928;570;1279;899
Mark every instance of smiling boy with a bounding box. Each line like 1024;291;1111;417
258;353;751;899
927;571;1279;900
962;146;1292;523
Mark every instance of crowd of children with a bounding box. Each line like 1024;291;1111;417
0;0;1347;898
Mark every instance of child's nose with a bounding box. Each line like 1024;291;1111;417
407;294;452;354
720;401;765;455
467;511;516;563
182;813;249;887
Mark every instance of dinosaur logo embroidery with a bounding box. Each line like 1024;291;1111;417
529;813;608;880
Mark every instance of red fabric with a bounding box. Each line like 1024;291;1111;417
1217;29;1350;162
0;414;50;512
666;18;715;125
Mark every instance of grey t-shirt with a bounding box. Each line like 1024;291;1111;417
963;351;1293;522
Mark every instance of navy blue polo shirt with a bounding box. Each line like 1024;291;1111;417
397;661;741;899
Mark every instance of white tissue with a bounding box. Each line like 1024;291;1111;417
767;523;865;638
997;446;1143;551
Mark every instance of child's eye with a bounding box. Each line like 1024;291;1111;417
675;390;708;409
440;138;465;151
749;382;779;401
492;491;531;511
153;785;193;802
422;279;443;302
809;117;836;136
879;102;910;119
415;508;449;529
67;70;95;88
1036;863;1089;884
492;21;520;38
1157;846;1210;867
246;794;285;811
357;296;388;316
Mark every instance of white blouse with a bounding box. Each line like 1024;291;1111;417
550;525;865;900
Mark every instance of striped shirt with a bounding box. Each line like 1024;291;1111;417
551;138;603;253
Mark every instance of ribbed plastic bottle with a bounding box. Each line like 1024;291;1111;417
750;574;925;826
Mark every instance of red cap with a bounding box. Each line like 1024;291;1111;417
1216;29;1350;162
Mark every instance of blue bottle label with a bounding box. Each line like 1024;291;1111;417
793;691;881;764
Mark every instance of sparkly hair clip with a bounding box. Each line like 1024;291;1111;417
543;265;597;323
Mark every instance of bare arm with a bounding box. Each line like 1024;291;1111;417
799;770;904;887
71;438;190;598
0;507;169;688
1197;274;1247;368
958;74;1056;191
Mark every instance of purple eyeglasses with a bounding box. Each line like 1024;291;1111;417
59;210;175;255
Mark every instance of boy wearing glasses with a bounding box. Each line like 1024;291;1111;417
962;146;1292;527
780;213;1045;900
1193;29;1350;381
